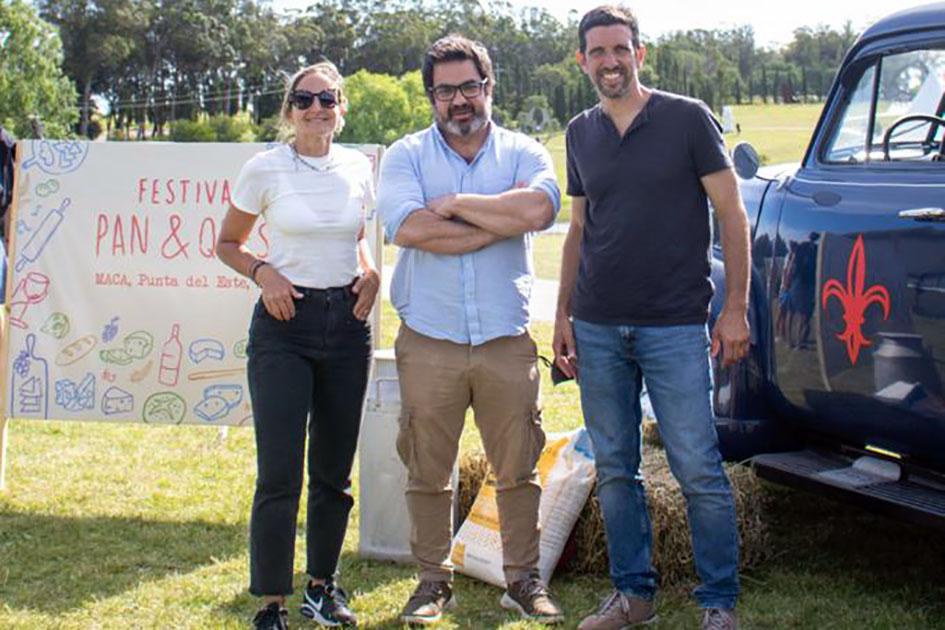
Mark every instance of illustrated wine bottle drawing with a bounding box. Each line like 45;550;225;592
158;324;183;386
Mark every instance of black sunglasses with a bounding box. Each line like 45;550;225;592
427;78;489;102
288;89;338;110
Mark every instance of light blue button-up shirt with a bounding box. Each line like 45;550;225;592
377;123;560;346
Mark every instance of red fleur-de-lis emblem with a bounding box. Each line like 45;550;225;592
821;235;890;365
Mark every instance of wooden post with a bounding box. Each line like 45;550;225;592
370;146;384;352
0;417;7;491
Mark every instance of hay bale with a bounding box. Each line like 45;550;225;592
457;450;490;525
642;419;662;448
457;445;770;587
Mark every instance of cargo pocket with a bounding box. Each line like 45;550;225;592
395;410;415;469
525;407;546;467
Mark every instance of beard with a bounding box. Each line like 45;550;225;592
593;65;633;99
438;102;490;137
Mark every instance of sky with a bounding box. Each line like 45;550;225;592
269;0;929;49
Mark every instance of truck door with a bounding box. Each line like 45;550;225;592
773;44;945;473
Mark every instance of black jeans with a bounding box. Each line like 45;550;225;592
246;284;371;596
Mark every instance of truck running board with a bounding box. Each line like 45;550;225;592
752;449;945;529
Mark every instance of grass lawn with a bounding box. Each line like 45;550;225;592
728;103;824;166
544;133;569;225
532;233;565;281
2;309;944;628
5;103;940;627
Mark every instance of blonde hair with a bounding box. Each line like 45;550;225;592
279;61;347;141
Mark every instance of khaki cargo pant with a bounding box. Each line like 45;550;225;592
394;325;546;584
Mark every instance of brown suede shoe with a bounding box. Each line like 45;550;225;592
400;580;455;625
577;590;656;629
702;608;738;630
500;575;564;624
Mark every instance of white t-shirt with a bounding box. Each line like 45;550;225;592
232;144;375;288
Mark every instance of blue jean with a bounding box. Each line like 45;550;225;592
573;319;739;609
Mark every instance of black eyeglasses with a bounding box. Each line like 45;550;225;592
427;78;489;102
288;89;338;110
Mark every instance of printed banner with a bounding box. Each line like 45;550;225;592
5;140;382;426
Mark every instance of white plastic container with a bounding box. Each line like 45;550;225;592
358;348;459;562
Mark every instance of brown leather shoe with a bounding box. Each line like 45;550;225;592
577;590;656;629
500;575;564;624
400;580;455;625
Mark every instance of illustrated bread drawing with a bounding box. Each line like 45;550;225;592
55;334;98;366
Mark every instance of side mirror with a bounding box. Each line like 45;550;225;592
732;142;760;180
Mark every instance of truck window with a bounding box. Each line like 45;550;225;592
825;64;877;163
825;48;945;164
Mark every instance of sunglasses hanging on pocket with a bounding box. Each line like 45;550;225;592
538;355;574;386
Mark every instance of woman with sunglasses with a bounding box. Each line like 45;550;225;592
217;61;378;630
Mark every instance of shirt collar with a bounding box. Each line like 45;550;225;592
595;89;663;139
431;121;496;165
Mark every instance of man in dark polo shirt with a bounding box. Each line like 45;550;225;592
553;5;750;630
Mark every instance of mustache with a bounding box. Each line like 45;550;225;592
449;105;475;117
597;66;627;76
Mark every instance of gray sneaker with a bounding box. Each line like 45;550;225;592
400;580;455;625
577;590;656;629
702;608;738;630
500;575;564;624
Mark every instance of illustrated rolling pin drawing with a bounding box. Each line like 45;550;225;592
16;199;70;272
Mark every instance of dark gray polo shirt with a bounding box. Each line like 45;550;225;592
565;90;731;326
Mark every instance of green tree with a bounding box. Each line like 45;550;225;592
0;0;77;137
399;70;431;133
352;3;438;75
339;70;411;144
38;0;136;137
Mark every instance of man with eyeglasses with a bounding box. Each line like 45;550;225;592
377;34;564;626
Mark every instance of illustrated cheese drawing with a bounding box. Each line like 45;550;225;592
101;386;134;415
55;373;96;411
55;334;98;366
19;376;42;398
194;395;229;422
193;383;244;422
41;312;70;340
233;338;248;359
123;331;154;359
188;339;225;363
100;348;133;365
204;384;242;407
100;331;154;365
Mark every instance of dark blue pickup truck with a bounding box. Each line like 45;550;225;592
713;2;945;527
